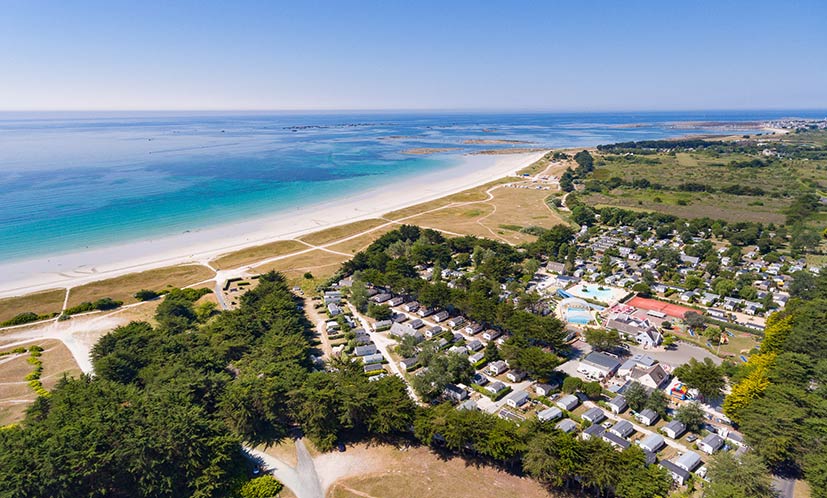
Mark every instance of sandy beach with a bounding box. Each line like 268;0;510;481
0;151;546;298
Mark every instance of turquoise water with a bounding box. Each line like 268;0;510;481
565;309;593;324
575;286;616;302
1;111;823;262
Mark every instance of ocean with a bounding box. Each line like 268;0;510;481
0;110;824;263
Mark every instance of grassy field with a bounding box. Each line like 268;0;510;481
0;289;65;323
299;219;388;246
211;239;306;270
325;443;555;498
66;264;215;308
326;225;397;255
253;249;348;282
0;340;81;426
583;191;789;223
582;145;827;223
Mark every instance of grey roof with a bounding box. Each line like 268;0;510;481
582;351;621;371
643;450;657;465
582;424;605;438
639;433;665;452
505;390;529;405
610;419;634;437
556;394;579;409
538;406;563;421
660;460;690;481
674;451;702;471
701;433;724;449
663;420;687;436
602;432;631;449
555;419;578;433
608;395;627;409
639;408;659;422
582;407;605;422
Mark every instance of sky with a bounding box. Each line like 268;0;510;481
1;1;826;112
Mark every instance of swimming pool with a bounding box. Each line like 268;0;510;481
566;283;626;304
565;308;593;324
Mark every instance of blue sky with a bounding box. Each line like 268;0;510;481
2;1;826;111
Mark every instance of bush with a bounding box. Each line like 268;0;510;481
1;312;40;327
303;272;314;279
134;289;159;301
239;475;284;498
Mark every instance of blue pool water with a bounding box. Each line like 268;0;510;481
1;110;822;263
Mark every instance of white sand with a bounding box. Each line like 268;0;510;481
0;151;546;298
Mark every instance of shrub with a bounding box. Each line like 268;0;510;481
239;475;284;498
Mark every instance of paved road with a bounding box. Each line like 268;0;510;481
773;476;795;498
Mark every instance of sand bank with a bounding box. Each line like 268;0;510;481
0;151;546;298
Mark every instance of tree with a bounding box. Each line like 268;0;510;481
571;205;596;226
523;431;584;488
631;282;652;297
624;382;649;412
134;289;159;301
562;376;583;394
583;328;621;352
582;381;603;400
705;451;775;498
239;475;284;498
366;303;392;320
675;401;706;433
644;389;669;417
483;340;500;363
683;311;706;330
673;358;726;401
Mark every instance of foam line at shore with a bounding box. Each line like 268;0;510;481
0;151;546;298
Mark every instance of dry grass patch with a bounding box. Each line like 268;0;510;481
383;178;514;220
299;219;388;247
325;443;554;498
253;250;347;281
403;204;496;239
326;226;396;255
212;240;306;270
67;264;215;308
0;289;65;323
39;340;82;388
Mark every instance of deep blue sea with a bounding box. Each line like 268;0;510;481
1;110;824;263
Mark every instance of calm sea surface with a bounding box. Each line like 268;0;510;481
0;110;823;262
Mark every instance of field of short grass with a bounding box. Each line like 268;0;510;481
299;219;388;246
0;289;66;324
325;443;555;498
211;239;307;270
66;264;215;308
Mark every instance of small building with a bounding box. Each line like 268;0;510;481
637;408;660;426
465;322;483;335
424;326;443;339
660;460;691;486
638;433;665;453
488;360;509;376
674;451;702;472
485;381;507;396
444;384;468;402
602;432;631;450
457;398;478;411
698;433;724;454
534;383;555;397
466;339;484;351
327;303;341;316
661;420;687;440
630;364;670;390
402;301;420;312
388;296;405;307
374;319;392;331
362;353;384;365
482;329;502;341
433;310;450;322
353;344;378;356
506;370;527;383
555;418;578;434
556;394;580;411
399;357;419;371
468;351;485;364
505;390;530;408
448;316;466;328
372;293;392;303
581;407;606;425
364;363;384;374
578;352;621;380
409;318;425;329
581;424;606;441
537;406;563;422
607;395;628;414
609;419;635;439
417;307;435;317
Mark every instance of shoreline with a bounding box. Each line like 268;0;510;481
0;151;547;299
